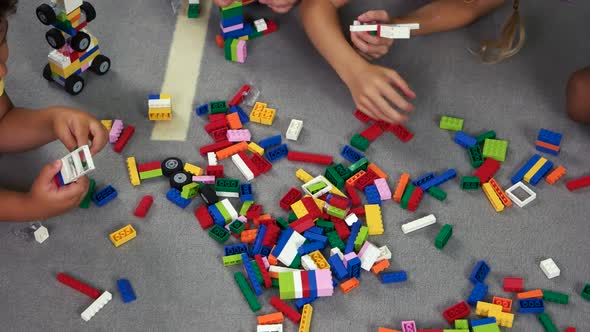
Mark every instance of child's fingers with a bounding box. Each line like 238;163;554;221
88;122;108;156
268;5;292;13
57;176;89;200
373;95;406;123
38;160;62;185
364;94;393;123
358;10;390;24
379;83;413;116
384;69;416;100
72;120;90;149
56;124;79;152
351;32;371;54
356;32;384;46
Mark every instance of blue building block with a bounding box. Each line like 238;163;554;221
265;144;289;162
328;254;348;281
302;231;327;244
297;241;325;256
380;271;408;284
469;260;490;284
208;205;226;227
195;104;209;116
295;296;318;310
518;298;545;314
512;154;542;184
116;279;137;303
272;228;294;257
537;129;562;146
258;135;282;149
419;169;457;191
308;270;318;298
413;172;435;187
221;15;244;27
364;185;381;205
230;105;249;124
241;253;263;296
239;183;254;202
260;246;271;257
92;185;118;207
345;221;361;254
347;257;362;279
471;317;497;327
79;45;99;62
305;227;324;235
166;188;191;209
340;145;365;163
251;224;267;257
529;160;553;185
454;131;477;148
56;172;65;186
222;23;253;39
467;282;488;306
224;243;248;256
535;145;559;156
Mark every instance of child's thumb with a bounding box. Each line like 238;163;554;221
358;10;389;24
38;160;62;183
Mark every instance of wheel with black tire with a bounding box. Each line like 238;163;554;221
36;4;56;25
65;75;85;95
89;55;110;75
80;1;96;22
161;157;183;177
170;171;192;191
45;28;65;49
70;31;91;52
42;64;54;82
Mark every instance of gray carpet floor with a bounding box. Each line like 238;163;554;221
0;0;589;331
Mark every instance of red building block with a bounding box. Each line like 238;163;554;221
250;153;272;174
56;273;101;299
565;327;576;332
209;113;226;122
503;277;524;292
326;195;350;210
199;140;233;156
287;151;333;166
270;296;301;323
359;123;384;142
349;206;366;216
237;151;261;177
290;215;315;233
301;196;322;219
113;125;135;153
262;224;280;247
354;169;379;190
346;184;362;207
137;161;161;173
566;175;590;191
210;127;229;142
133;195;154;218
246;204;263;220
228;84;251;107
387;124;414;142
204;118;228;134
206;165;224;178
264;20;278;34
353;109;372;123
280;188;303;211
407;187;424;212
332;218;351;241
254;254;272;288
473;158;501;184
442;301;470;324
194;205;214;229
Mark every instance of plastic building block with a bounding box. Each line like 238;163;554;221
264;144;288;163
226;112;243;129
209;224;230;243
210;100;228;114
224;243;248;256
468;282;489;306
166;188;191;208
283;119;304;141
511;154;541;184
487;178;511;207
442;301;471;324
492;297;513;313
482;139;508;162
581;284;590;301
113;125;135;153
401;214;436;234
413;172;435;187
133;195;153;218
545;165;566;184
279;188;302;211
242;253;263;296
126;157;141;186
454;131;477;148
354;226;368;252
393;173;410;202
475;301;502;317
365;204;384;235
527;158;553;185
455;319;469;329
536;140;560;155
536;129;562;155
517;289;543;299
473;158;501;184
476;130;497;146
231;154;254;181
482;182;504;212
350;134;370;151
434;224;452;249
56;273;101;299
542;290;568;304
505;181;536;207
109;224;137;247
92;185;117;207
59;145;95;185
470;261;490;284
259;135;282;149
226;129;251;142
109;119;123;143
440;116;464;131
419;169;457;191
381;271;407;284
387;123;414;142
216;141;249;160
258;312;284;325
566;175;590;191
250;153;272;174
373;178;391;201
459;176;480;190
539;258;560;279
468;145;484;168
426;186;446;201
270;296;301;323
288;151;333;165
79;178;96;209
340;145;365;163
348;157;369;174
370;259;390;274
195;103;209;116
353;109;372;123
518;298;544;313
359;123;383;142
364;185;381;205
353;169;378;191
32;224;49;244
538;313;558;332
471;317;496;327
234;271;261;312
101;119;112;131
298;304;313;332
148;94;172;120
81;291;112;322
340;277;360;293
116;279;136;303
257;324;283;332
565;328;576;332
199;140;233;157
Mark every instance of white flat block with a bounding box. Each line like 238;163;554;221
257;324;283;332
81;291;111;322
286;119;303;141
540;258;560;279
302;175;333;198
220;199;238;219
216;191;240;198
207;152;218;166
293;270;303;299
33;226;49;244
379;26;410;39
401;214;436;234
269;266;300;274
349;24;378;32
344;213;358;227
506;181;536;208
377;245;392;261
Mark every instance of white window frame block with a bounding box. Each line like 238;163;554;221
301;175;333;198
60;145;95;185
286;119;303;141
33;226;49;244
505;181;536;208
81;291;112;321
539;258;560;279
401;214;436;234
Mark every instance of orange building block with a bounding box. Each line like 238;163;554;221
346;170;365;186
371;259;390;274
378;328;401;332
339;277;359;294
546;165;566;184
215;34;224;48
517;289;543;299
493;296;513;313
226;112;242;129
393;173;410;202
267;254;278;266
253;214;272;226
216;141;248;160
488;178;512;208
240;229;258;244
535;140;560;152
257;312;284;325
368;163;388;179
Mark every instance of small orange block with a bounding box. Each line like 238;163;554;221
378;328;401;332
240;229;258;244
253;214;272;226
226;112;242;129
493;296;513;313
371;259;390;274
535;140;560;152
488;178;512;208
215;34;224;48
339;277;359;294
368;163;388;179
267;254;278;266
257;312;284;325
517;289;543;299
546;165;566;184
216;141;248;160
346;170;365;186
393;173;410;202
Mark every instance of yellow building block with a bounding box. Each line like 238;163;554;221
482;182;504;212
148;108;172;120
296;169;314;183
475;301;503;317
490;311;514;328
365;204;384;235
109;224;137;247
101;120;112;131
308;250;330;269
250;102;266;122
66;7;81;20
80;48;100;67
313;197;325;211
524;157;547;183
184;163;204;176
126;157;140;186
260;107;276;125
248;142;265;156
298;304;313;332
159;94;171;100
321;176;347;197
291;200;308;219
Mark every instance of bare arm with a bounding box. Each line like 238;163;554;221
0;190;34;221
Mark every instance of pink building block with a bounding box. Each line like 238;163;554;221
374;178;392;201
262;256;270;269
401;321;417;332
220;23;244;33
109;119;123;143
227;129;251;142
342;252;358;268
237;215;247;223
315;269;334;297
193;175;215;184
237;40;247;64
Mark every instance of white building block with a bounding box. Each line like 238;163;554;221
344;213;358;227
81;291;112;322
301;255;319;271
220;199;238;220
216;191;239;198
379;26;410;39
540;258;560;279
231;154;254;181
33;226;49;244
359;242;380;271
302;175;333;198
505;181;536;208
286;119;303;141
330;247;344;260
401;214;436;234
60;145;95;185
207;152;218;166
254;19;268;33
377;245;392;261
257;324;283;332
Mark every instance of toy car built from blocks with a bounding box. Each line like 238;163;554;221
55;145;95;186
36;0;110;95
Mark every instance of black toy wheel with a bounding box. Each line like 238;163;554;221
65;75;85;95
42;64;54;82
89;55;110;75
80;1;96;23
36;4;56;25
161;157;183;177
46;28;65;49
70;31;91;52
170;171;192;190
199;184;219;205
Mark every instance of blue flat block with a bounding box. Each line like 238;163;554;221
224;243;248;256
258;135;282;149
116;279;137;303
454;131;477;148
419;169;457;191
518;298;545;314
328;254;348;280
380;271;408;284
302;231;327;244
469;260;490;284
251;224;267;257
344;221;361;254
79;45;99;62
413;172;435;187
222;24;253;39
535;145;559;156
241;253;263;296
239;183;254;202
56;172;65;186
471;317;497;327
347;257;362;279
208;205;226;227
271;228;294;257
221;15;244;27
230;105;250;123
305;226;324;235
295;295;317;310
265;144;289;162
467;282;488;306
195;104;209;116
297;241;325;256
512;154;542;184
166;188;191;209
537;128;562;146
260;246;271;257
530;160;554;185
340;145;365;163
92;185;118;207
148;94;160;100
364;185;381;205
308;270;318;298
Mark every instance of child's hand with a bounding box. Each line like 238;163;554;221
351;10;394;59
345;63;415;123
213;0;235;6
26;160;89;219
50;107;108;156
258;0;299;13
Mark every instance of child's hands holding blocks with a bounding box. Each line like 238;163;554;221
351;10;395;60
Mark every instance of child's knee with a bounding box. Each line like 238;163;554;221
566;67;590;123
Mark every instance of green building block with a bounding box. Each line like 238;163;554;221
348;157;369;174
316;219;334;232
327;231;345;251
400;183;416;209
240;200;253;215
288;212;297;223
350;134;370;151
230;39;239;62
580;284;590;301
224;39;233;60
220;5;243;19
229;219;245;234
461;176;481;190
542;290;569;304
215;177;240;192
440;116;464;131
354;226;369;252
139;168;163;180
476;130;496;146
427;186;447;201
468;145;484;168
435;224;453;249
79;178;96;209
325;164;349;189
334;164;352;180
369;30;377;36
276;217;289;230
234;271;261;312
472;324;500;332
181;182;200;199
248;30;264;40
307;181;327;194
482;139;508;162
223;253;243;266
271;278;280;288
208;225;230;243
187;3;199;18
288;254;301;269
215;201;232;223
210;100;228;114
278;272;295;299
250;260;264;285
537;313;558;332
454;320;469;329
327;206;346;219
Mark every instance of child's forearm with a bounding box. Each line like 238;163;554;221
0;189;36;222
394;0;505;36
300;0;366;85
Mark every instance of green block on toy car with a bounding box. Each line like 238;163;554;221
229;219;245;234
248;30;264;39
460;176;480;190
210;100;228;114
139;168;163;180
354;226;368;252
427;186;447;201
468;145;484;168
435;224;453;249
482;139;508;162
240;200;253;215
208;224;230;243
220;5;243;19
440;116;464;131
79;178;96;209
181;182;200;199
348;157;369;174
350;134;370;151
400;183;415;209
